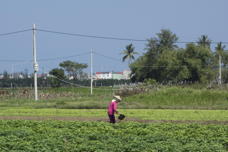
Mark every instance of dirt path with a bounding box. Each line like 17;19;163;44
0;116;228;125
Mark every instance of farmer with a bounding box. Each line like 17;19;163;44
107;95;122;123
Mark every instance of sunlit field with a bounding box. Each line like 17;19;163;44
1;86;228;109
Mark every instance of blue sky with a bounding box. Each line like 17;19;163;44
0;0;227;74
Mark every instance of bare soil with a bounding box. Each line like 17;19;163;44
0;116;228;125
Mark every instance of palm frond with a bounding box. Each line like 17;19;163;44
122;55;128;62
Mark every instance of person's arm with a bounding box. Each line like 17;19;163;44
113;102;118;114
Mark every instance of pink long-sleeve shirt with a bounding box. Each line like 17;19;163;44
107;100;118;115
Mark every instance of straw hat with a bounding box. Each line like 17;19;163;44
113;95;122;101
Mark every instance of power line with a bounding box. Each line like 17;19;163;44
131;65;194;68
93;52;121;62
177;41;228;44
0;59;31;62
38;52;90;62
37;28;146;42
50;74;86;88
93;51;228;68
37;28;228;44
50;74;119;90
1;28;228;44
0;52;90;63
0;29;31;37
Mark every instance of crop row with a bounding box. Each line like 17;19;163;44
0;120;227;152
0;108;228;121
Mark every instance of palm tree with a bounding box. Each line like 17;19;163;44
157;29;178;49
197;35;211;48
215;42;226;85
122;44;138;64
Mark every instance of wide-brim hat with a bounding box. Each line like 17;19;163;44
113;95;122;101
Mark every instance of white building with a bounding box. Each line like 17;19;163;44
95;72;112;79
95;70;131;80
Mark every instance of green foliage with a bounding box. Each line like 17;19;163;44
222;50;228;66
59;60;88;80
156;29;178;49
130;30;217;83
222;69;228;83
49;68;65;87
1;86;228;109
0;78;33;87
183;44;215;83
0;120;227;151
129;55;148;82
49;68;65;78
122;43;138;64
94;79;131;87
215;42;226;56
144;78;157;85
0;108;228;121
0;78;130;88
123;86;228;109
130;29;179;82
197;35;211;48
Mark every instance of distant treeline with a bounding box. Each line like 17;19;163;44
0;78;131;88
124;29;228;84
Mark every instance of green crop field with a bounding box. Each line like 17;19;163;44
0;108;228;122
0;120;227;152
123;86;228;109
0;85;228;151
1;86;228;109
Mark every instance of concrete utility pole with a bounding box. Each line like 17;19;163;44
90;49;93;95
33;24;39;101
218;54;222;85
11;64;14;79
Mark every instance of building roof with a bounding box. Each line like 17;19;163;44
96;72;123;74
96;72;110;74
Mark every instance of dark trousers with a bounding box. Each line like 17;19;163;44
108;114;116;123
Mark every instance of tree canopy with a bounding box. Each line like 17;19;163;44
122;44;138;64
129;29;227;84
59;60;88;80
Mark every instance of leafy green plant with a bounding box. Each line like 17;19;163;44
0;120;227;152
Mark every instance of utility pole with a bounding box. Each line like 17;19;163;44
90;49;93;95
11;64;14;79
218;54;222;85
11;64;14;88
33;24;39;101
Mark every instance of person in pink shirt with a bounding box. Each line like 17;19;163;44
107;95;122;123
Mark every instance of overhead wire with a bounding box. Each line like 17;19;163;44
0;52;90;63
1;27;228;67
37;28;147;42
0;59;31;62
50;74;119;90
0;29;32;37
42;64;90;88
38;52;90;62
0;28;228;44
42;63;119;90
92;52;221;69
37;28;228;44
93;51;122;62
